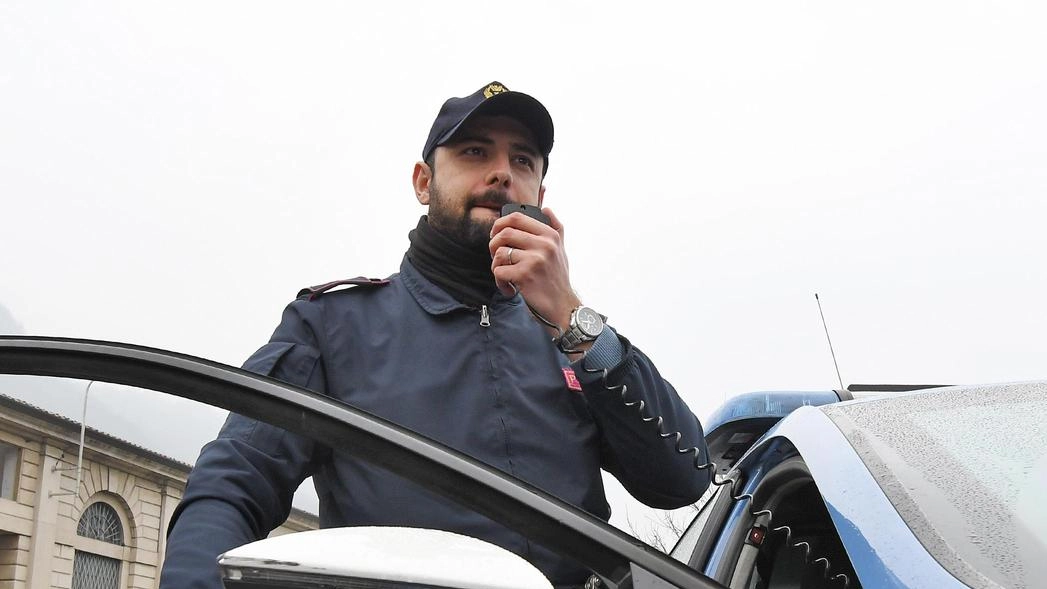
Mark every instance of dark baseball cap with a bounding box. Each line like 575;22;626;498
422;81;554;172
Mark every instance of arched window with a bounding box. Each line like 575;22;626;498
72;502;124;589
77;502;124;545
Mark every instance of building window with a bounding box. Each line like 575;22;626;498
77;502;124;545
72;502;124;589
0;442;17;500
72;552;120;589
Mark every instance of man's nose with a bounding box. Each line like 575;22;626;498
485;155;513;188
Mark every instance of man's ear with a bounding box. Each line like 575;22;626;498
537;185;546;208
413;161;432;205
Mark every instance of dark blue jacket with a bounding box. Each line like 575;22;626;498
160;258;709;588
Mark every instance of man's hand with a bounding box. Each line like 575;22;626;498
489;208;583;346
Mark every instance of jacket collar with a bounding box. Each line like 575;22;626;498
399;255;521;316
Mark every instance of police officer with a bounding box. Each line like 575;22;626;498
159;82;710;588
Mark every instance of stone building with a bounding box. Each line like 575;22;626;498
0;394;318;589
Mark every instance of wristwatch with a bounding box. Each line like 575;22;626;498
556;306;606;353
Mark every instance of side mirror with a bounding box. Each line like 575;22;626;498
219;526;554;589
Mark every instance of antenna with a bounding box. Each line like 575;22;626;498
50;380;92;498
815;293;845;390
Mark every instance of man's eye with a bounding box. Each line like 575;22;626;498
515;156;535;169
463;146;484;156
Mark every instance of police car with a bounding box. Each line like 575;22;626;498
1;337;1043;589
669;384;1045;588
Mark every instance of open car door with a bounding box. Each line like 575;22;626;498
0;336;727;589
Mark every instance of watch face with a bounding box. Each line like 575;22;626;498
575;307;603;338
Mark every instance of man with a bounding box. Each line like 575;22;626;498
160;82;710;588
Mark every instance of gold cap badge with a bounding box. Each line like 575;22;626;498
483;83;508;99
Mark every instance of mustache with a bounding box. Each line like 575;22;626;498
466;189;512;209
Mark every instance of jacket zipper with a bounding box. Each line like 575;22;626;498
479;305;491;328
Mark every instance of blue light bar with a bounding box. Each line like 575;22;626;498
702;390;845;475
705;390;843;434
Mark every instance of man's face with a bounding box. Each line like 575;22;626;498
416;115;545;249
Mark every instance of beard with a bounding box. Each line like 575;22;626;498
426;184;512;251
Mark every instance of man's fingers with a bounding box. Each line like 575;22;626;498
491;210;556;238
495;278;515;297
543;207;565;238
492;266;520;296
489;225;560;259
496;245;517;267
488;226;532;256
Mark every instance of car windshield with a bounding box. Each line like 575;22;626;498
824;382;1047;589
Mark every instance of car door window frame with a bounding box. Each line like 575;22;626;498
671;481;734;571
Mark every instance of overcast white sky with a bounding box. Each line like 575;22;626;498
2;1;1045;537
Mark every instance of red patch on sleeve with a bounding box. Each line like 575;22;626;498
562;368;583;392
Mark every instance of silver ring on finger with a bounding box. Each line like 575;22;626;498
507;247;515;265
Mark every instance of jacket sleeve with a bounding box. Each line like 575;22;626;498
159;300;328;589
575;331;711;509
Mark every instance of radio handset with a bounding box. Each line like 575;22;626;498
500;203;551;227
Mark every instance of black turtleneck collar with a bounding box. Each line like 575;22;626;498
405;216;497;307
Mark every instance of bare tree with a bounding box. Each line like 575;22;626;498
626;504;701;553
